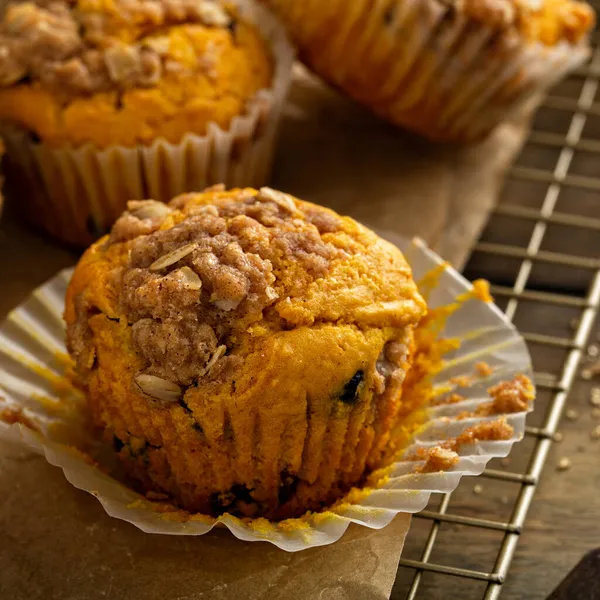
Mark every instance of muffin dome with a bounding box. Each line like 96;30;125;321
0;0;273;147
65;186;426;519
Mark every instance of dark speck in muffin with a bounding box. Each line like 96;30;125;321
339;370;365;404
383;5;396;26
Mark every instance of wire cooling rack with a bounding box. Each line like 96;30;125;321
391;30;600;600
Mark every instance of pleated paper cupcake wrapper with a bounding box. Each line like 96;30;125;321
269;0;589;142
0;237;533;551
0;0;295;248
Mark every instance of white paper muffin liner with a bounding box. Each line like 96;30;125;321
0;237;533;551
267;0;590;142
0;0;295;247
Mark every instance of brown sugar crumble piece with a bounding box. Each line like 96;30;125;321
475;362;494;377
0;0;235;95
431;392;466;406
0;405;40;431
478;374;534;416
448;418;515;452
450;375;474;388
417;446;460;474
406;418;514;463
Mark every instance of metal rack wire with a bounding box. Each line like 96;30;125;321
391;31;600;600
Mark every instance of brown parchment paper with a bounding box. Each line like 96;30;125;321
0;65;533;600
272;66;534;271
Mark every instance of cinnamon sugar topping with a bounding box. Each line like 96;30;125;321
0;0;234;94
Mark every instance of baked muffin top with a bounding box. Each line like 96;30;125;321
66;186;426;388
0;0;274;146
407;0;593;45
1;0;255;94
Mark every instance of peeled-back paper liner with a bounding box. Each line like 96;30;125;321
269;0;589;142
0;237;533;552
0;0;295;247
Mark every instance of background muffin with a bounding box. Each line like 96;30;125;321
0;0;293;246
263;0;594;142
65;186;426;519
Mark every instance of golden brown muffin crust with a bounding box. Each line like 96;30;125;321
68;187;425;391
65;187;426;517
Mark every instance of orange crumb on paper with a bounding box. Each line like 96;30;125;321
472;280;493;303
450;375;475;388
417;447;460;473
431;393;466;406
0;405;40;431
277;519;311;534
475;362;494;377
247;518;277;535
407;417;515;465
475;375;535;417
451;418;515;450
485;375;534;414
416;262;448;302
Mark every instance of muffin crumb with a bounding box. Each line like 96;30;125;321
418;447;460;473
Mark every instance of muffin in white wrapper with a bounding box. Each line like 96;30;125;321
0;0;295;247
264;0;593;142
0;237;533;551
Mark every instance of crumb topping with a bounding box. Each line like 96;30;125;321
114;189;341;385
0;0;236;94
418;446;460;473
409;417;515;465
67;188;425;393
475;362;494;377
482;374;535;415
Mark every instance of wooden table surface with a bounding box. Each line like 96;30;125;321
1;202;599;600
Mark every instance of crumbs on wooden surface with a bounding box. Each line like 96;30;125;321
557;457;572;471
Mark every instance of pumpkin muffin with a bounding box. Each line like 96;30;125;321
263;0;594;142
65;186;427;519
0;0;293;245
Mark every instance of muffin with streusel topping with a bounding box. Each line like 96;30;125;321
263;0;594;142
64;186;427;519
0;0;293;246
